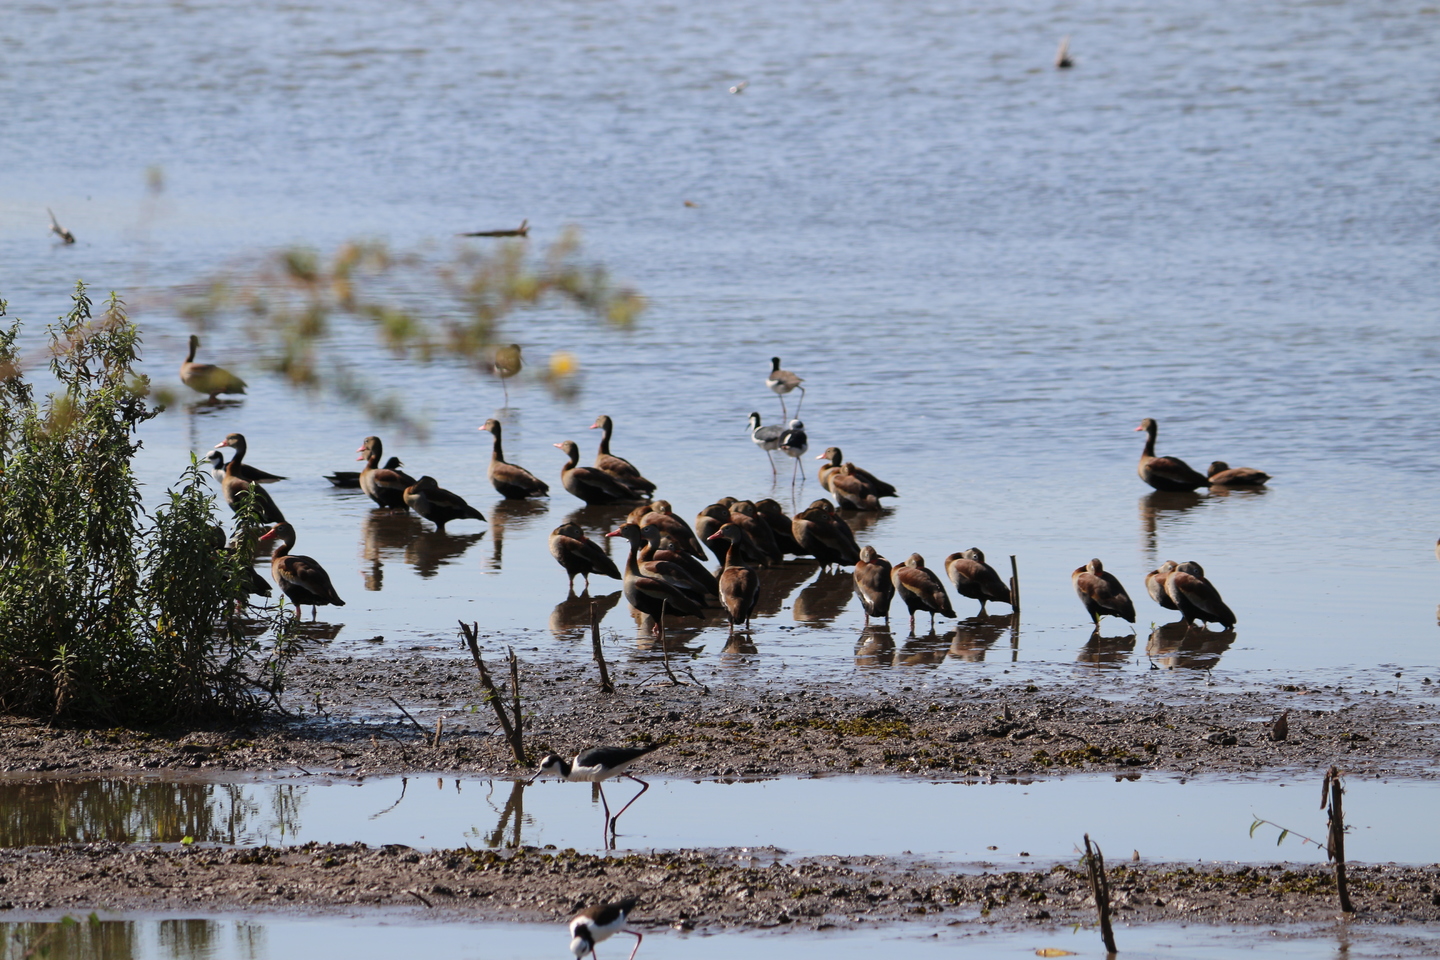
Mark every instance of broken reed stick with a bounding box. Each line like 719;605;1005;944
507;646;524;761
459;620;527;765
387;696;428;737
1083;833;1118;954
1009;554;1021;614
432;717;444;749
461;219;529;238
591;601;614;693
1324;766;1355;913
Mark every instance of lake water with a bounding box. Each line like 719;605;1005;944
2;0;1439;686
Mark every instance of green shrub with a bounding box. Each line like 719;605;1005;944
0;283;292;724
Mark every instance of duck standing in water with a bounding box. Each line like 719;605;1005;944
555;440;642;504
403;476;485;532
590;415;656;499
706;523;762;634
1072;558;1136;628
549;522;622;591
259;522;345;619
213;434;285;524
853;545;895;625
479;419;549;499
1164;560;1236;628
1145;560;1180;612
892;553;955;632
181;335;246;401
943;548;1012;614
356;436;417;509
1207;461;1270;487
1135;418;1209;491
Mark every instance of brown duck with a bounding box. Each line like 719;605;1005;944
1207;461;1270;487
548;521;622;590
479;419;550;499
1135;418;1210;491
607;523;711;605
554;440;642;504
943;548;1012;614
1145;560;1179;611
357;436;417;509
853;545;895;625
792;499;860;570
213;434;285;524
258;522;345;619
181;335;246;401
891;554;955;632
729;500;784;563
589;415;656;499
634;500;706;558
753;499;804;556
1164;560;1236;628
706;522;762;633
636;524;719;597
403;476;486;532
695;503;734;563
1072;558;1136;626
606;523;705;630
816;447;897;503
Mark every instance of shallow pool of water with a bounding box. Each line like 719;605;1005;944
0;914;1435;960
1;774;1432;867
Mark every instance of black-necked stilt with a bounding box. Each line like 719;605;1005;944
748;412;785;474
569;897;643;960
766;357;805;418
778;419;808;485
528;743;662;835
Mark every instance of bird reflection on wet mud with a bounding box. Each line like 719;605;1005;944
749;561;816;619
855;624;895;667
895;630;949;667
631;609;708;657
485;498;550;572
1146;620;1236;669
549;590;623;641
793;570;853;624
360;510;424;591
948;614;1013;663
1138;491;1207;559
1077;629;1136;668
406;530;485;578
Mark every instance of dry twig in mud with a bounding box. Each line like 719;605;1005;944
1083;833;1118;954
1324;765;1356;913
387;696;428;737
636;605;709;692
590;601;614;694
459;620;527;764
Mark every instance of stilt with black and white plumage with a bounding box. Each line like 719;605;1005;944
569;897;643;960
778;419;808;486
747;412;784;474
766;357;805;418
528;744;662;838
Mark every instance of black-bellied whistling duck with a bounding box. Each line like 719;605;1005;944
636;525;719;598
754;499;804;555
1072;558;1136;627
209;526;271;604
891;554;954;632
706;523;762;633
853;545;895;625
403;476;486;533
1145;560;1179;611
943;548;1012;614
1207;461;1270;487
181;335;246;401
549;521;622;590
326;456;403;488
607;524;710;606
589;415;656;499
728;501;784;563
213;434;285;524
815;447;897;501
1135;419;1209;491
1165;560;1236;628
634;500;705;558
748;412;785;474
205;449;286;485
357;436;417;509
766;357;805;418
830;463;886;511
695;503;734;563
478;419;549;499
555;440;641;505
605;524;705;632
258;521;345;619
792;499;860;570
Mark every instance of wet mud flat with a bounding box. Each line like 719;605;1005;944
0;650;1436;781
1;841;1439;932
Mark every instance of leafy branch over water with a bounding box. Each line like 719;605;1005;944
172;230;645;430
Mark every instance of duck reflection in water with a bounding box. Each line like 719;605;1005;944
1138;490;1208;557
550;590;623;642
896;630;949;667
947;614;1012;663
1147;620;1236;670
1078;629;1136;668
360;509;424;591
631;608;708;657
855;624;895;668
793;570;854;624
748;560;816;619
485;497;550;572
406;529;485;578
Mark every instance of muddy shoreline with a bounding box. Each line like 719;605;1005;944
1;651;1438;931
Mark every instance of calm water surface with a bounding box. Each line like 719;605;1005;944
1;1;1438;685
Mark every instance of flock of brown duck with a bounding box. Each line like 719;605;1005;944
190;337;1269;638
